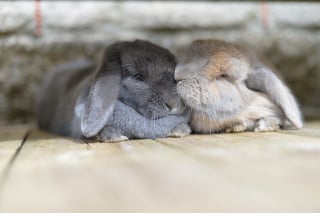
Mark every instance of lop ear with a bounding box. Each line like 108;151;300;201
245;65;303;129
81;43;124;137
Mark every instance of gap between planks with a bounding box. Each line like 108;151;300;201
0;129;31;199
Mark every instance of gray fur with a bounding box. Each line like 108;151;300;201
246;65;303;129
37;40;190;141
105;101;189;139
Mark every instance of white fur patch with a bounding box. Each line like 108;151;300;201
75;103;84;118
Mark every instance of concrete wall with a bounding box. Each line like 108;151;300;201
1;2;320;125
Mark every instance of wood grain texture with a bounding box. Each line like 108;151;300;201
0;124;319;213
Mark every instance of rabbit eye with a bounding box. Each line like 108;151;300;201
134;74;144;81
216;74;229;80
220;74;228;78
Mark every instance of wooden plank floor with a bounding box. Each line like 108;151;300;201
0;122;320;213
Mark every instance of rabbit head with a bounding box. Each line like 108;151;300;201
81;40;182;137
175;39;302;129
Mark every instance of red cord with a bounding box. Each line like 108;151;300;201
34;0;42;37
261;1;269;31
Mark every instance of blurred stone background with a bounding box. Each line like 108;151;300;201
0;1;320;125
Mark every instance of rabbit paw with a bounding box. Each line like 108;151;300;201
98;126;129;142
254;117;281;132
226;123;247;133
168;123;191;138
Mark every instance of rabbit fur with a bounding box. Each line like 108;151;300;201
37;40;190;142
175;39;303;133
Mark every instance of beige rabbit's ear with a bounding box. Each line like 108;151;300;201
245;65;303;129
81;43;124;137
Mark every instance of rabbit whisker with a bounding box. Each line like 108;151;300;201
143;112;146;137
102;64;135;71
152;111;156;140
172;90;179;95
172;88;179;95
182;103;189;114
118;64;135;68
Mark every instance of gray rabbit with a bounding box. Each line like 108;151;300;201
175;39;303;133
37;40;190;142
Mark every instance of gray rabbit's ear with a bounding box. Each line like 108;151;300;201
81;44;123;137
245;66;303;129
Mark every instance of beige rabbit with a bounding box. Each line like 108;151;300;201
175;39;303;133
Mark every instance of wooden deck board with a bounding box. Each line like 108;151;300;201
0;124;319;213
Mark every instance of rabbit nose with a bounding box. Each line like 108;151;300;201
175;65;196;81
167;101;185;115
169;106;184;115
175;60;207;81
165;103;172;111
174;68;187;81
175;64;191;81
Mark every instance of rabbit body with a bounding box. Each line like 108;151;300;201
175;39;302;133
38;40;190;141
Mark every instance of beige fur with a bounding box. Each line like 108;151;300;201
175;39;302;133
190;92;283;133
